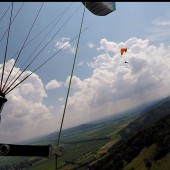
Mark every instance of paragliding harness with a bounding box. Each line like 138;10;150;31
0;143;65;157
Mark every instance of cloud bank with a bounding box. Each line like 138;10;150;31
1;37;170;143
0;60;61;143
62;37;170;129
45;80;62;90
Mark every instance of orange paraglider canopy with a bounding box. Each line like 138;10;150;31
120;47;127;55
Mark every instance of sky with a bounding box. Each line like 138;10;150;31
0;2;170;143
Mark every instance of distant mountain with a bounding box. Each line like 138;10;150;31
90;96;165;125
19;96;169;145
52;97;160;138
61;123;98;136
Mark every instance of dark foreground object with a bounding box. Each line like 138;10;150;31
0;143;65;157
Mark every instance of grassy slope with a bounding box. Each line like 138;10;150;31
123;144;170;170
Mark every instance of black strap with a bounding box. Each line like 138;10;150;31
0;144;50;157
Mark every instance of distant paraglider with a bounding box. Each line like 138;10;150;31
120;47;127;55
120;47;128;63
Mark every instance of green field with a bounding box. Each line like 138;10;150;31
0;115;135;170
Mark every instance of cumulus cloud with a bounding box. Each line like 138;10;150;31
60;37;170;129
97;38;119;53
1;37;170;142
65;75;83;90
45;79;62;90
0;59;61;143
54;37;75;54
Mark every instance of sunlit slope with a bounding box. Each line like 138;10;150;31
123;144;170;170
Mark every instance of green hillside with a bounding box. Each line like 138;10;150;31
123;144;170;170
1;98;170;170
119;97;170;139
89;114;170;170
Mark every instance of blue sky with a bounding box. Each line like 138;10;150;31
0;2;170;143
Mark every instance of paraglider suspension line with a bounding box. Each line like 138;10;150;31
0;2;14;91
0;3;12;23
55;4;86;170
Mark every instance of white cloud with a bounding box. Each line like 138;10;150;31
0;60;62;143
45;79;62;90
147;15;170;41
97;38;120;54
60;37;170;129
54;37;75;54
152;18;170;26
1;37;170;143
87;41;95;48
65;75;83;90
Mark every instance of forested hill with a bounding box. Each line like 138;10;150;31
119;97;170;139
89;114;170;170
